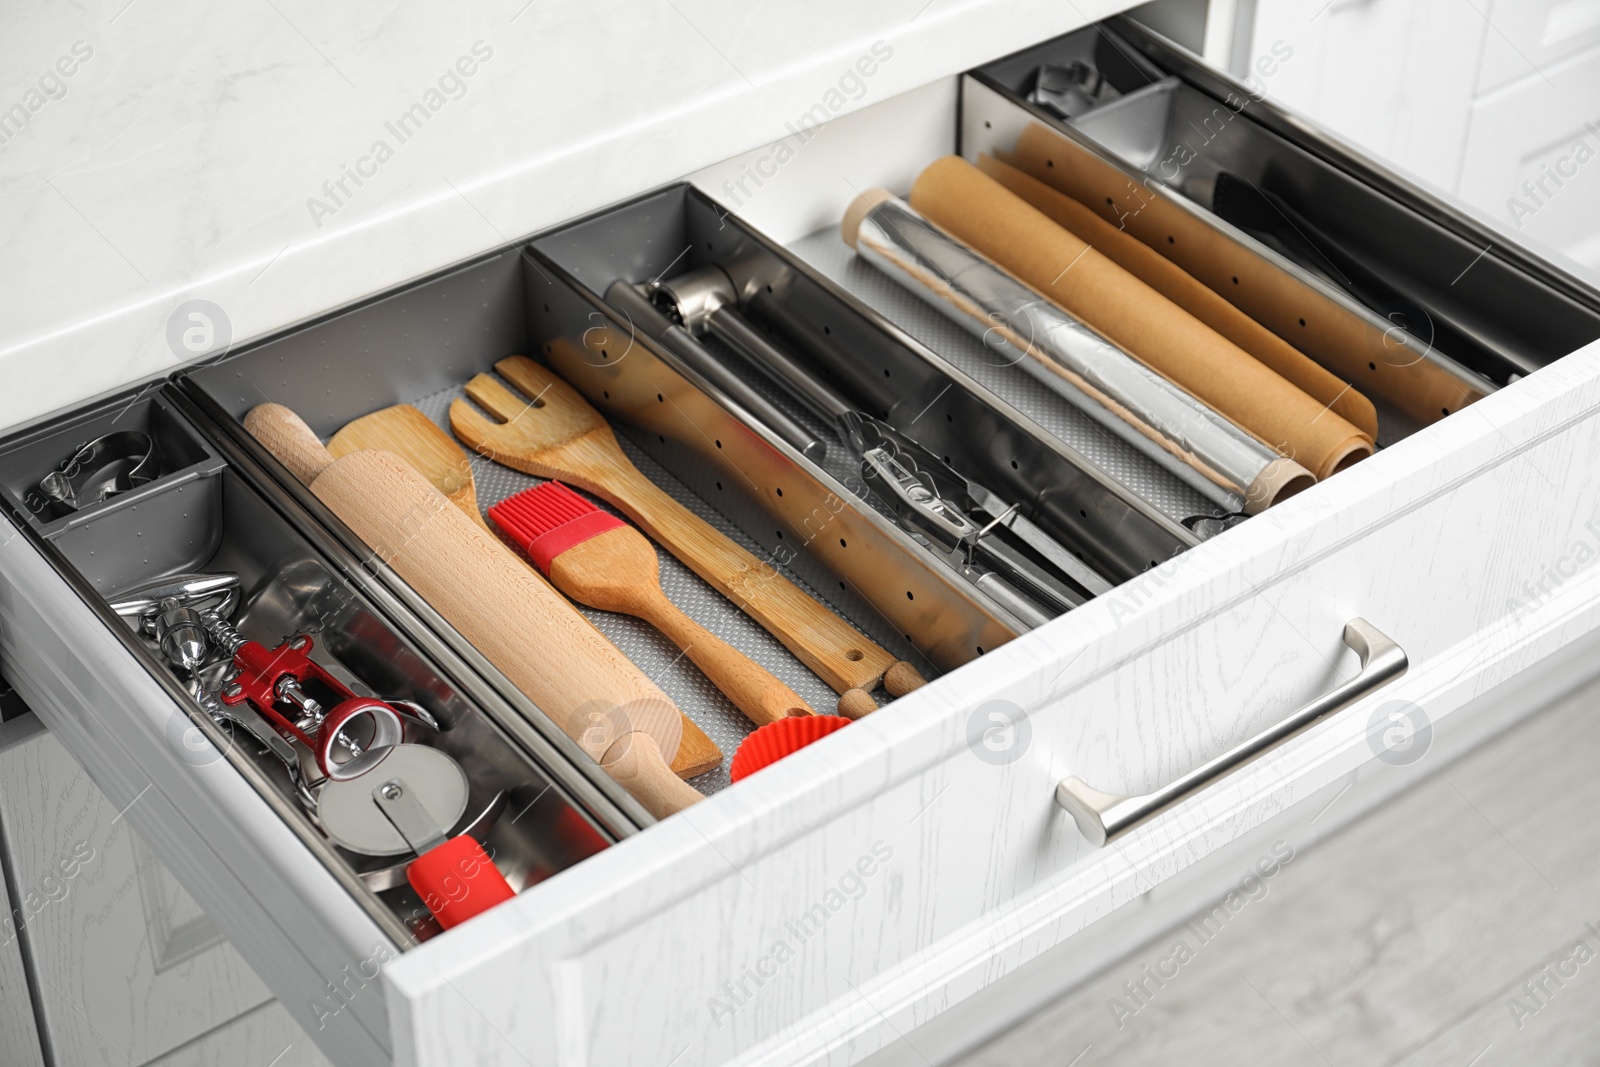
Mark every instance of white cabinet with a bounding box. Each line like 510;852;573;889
1459;41;1600;273
0;772;46;1066
1475;0;1600;94
146;1002;332;1067
1246;0;1600;275
0;714;330;1067
1245;0;1488;195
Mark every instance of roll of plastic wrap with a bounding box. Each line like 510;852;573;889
841;189;1313;513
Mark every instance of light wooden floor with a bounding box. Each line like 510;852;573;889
951;675;1600;1067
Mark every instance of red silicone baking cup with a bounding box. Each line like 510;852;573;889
730;715;852;782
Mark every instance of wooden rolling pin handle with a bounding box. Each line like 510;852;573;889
836;688;878;719
641;595;814;727
601;733;705;818
884;661;928;697
243;403;333;484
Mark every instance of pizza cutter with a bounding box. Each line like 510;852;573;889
318;744;514;928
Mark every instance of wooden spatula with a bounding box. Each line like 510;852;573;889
326;404;722;779
329;404;488;531
243;403;704;818
450;352;924;699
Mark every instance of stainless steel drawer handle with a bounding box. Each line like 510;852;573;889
1056;618;1407;847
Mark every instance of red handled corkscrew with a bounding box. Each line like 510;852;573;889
206;620;402;782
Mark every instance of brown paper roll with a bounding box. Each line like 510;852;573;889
977;154;1379;441
908;156;1372;480
1007;122;1482;429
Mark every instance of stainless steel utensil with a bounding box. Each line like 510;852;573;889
647;266;1107;625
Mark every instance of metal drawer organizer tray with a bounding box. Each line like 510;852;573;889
3;12;1599;1008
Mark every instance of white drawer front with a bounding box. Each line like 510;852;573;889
383;343;1600;1066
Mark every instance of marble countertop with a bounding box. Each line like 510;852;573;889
0;0;1130;432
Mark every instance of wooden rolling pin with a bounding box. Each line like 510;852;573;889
326;403;723;779
243;403;703;819
449;353;927;703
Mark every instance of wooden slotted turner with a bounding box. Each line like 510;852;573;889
327;403;723;779
449;353;922;698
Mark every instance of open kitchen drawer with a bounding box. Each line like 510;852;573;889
5;14;1600;1067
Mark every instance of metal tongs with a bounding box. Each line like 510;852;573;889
844;413;1106;628
624;267;1114;629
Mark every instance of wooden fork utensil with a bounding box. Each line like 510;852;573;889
449;352;927;702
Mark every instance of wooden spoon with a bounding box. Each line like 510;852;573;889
330;404;488;531
328;404;722;779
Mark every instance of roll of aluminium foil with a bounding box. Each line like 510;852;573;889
845;191;1312;514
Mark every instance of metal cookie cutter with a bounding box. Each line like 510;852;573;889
38;431;161;511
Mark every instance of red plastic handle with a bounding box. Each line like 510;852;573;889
220;634;403;780
407;837;515;929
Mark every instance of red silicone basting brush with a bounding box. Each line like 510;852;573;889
490;481;814;726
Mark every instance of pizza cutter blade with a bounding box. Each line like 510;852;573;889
316;744;468;857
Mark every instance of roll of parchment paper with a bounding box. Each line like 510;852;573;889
841;189;1313;513
977;153;1379;440
1005;122;1481;431
904;156;1372;480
